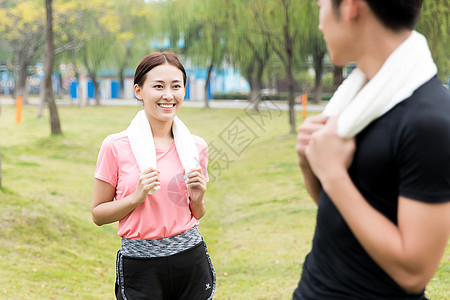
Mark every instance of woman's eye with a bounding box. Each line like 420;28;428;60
154;84;163;89
173;85;181;89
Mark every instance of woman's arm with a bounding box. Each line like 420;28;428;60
91;168;160;226
306;118;450;292
187;168;207;219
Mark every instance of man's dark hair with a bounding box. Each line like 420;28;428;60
331;0;424;31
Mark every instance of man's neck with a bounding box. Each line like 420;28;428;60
356;27;412;80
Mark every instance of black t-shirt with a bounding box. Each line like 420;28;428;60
294;76;450;300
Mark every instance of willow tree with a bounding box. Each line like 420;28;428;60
69;0;120;106
157;0;229;108
199;0;229;108
297;0;327;103
109;0;154;99
417;0;450;80
0;0;45;104
78;37;113;105
39;0;113;114
44;0;61;134
190;0;229;108
252;0;307;133
226;0;271;112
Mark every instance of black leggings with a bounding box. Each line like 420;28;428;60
116;241;215;300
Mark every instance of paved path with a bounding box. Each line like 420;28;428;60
0;97;326;112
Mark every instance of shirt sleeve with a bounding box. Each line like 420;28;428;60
397;112;450;203
95;135;119;187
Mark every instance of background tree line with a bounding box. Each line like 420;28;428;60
0;0;448;135
0;0;448;188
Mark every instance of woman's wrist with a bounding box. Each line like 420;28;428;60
189;195;205;206
129;191;145;207
189;197;206;219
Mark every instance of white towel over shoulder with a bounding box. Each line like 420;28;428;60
127;110;200;195
323;31;437;138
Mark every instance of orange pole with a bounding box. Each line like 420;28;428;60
302;93;308;119
16;96;23;124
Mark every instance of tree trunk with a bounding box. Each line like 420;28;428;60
245;64;259;112
119;67;125;99
16;59;29;105
252;57;265;112
281;0;296;134
89;71;100;106
286;63;296;134
38;80;46;118
284;46;296;134
283;24;296;132
94;78;100;105
333;65;344;92
93;73;100;105
119;46;130;99
313;50;325;104
45;0;62;135
204;63;213;109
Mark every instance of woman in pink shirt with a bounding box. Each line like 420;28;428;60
92;52;215;300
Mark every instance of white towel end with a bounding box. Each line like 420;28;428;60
148;185;160;195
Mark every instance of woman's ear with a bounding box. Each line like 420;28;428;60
134;84;143;101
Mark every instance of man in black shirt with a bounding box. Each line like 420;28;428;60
293;0;450;299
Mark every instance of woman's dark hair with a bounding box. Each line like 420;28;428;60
134;52;187;87
331;0;423;31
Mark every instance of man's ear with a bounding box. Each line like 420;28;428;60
341;0;363;22
134;84;142;100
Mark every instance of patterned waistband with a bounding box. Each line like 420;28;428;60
120;226;203;258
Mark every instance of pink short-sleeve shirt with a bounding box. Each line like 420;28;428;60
95;130;209;240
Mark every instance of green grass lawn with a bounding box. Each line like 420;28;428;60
0;104;448;299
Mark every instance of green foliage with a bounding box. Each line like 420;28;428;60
0;0;45;68
322;72;333;92
295;71;314;93
152;0;229;68
0;0;44;42
68;0;121;74
0;105;448;299
416;0;450;80
106;0;155;73
0;0;448;85
295;70;334;96
226;0;271;76
0;44;9;64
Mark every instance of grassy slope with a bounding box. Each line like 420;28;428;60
0;105;448;299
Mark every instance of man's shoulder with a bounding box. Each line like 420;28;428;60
362;76;450;143
389;76;450;120
413;76;450;104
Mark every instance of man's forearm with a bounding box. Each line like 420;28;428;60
300;164;322;205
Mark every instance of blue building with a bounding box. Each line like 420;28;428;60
68;65;249;101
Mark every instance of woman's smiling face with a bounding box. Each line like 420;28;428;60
134;63;185;124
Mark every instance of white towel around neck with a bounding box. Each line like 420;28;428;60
323;31;438;138
127;110;200;195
